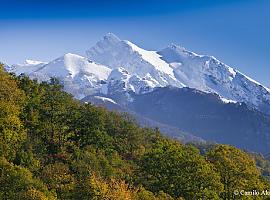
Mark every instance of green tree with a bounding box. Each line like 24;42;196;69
0;157;55;200
69;104;113;150
40;162;75;199
37;78;76;153
17;75;43;140
135;187;175;200
207;144;265;199
71;145;115;179
0;65;26;160
138;140;223;199
105;112;147;159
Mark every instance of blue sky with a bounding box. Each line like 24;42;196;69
0;0;269;85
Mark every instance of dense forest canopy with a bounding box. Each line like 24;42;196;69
0;64;270;199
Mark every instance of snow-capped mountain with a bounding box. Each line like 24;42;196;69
86;33;184;89
5;33;270;152
9;53;111;99
103;67;160;97
86;33;270;114
5;59;47;74
7;33;270;115
158;45;270;114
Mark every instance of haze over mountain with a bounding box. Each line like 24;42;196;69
5;33;270;153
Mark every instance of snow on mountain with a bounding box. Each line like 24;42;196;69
9;59;48;74
86;34;270;114
9;53;111;99
1;62;12;71
8;33;270;115
130;86;270;153
219;97;237;104
158;44;270;114
103;67;158;96
86;33;184;90
124;40;174;76
103;67;134;95
36;53;111;80
93;96;117;104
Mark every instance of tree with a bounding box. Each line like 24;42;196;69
105;112;147;159
207;145;265;199
138;139;223;199
0;65;26;160
37;78;76;153
71;145;115;179
68;104;113;150
73;174;137;200
135;187;175;200
0;157;55;200
40;162;75;199
17;75;43;140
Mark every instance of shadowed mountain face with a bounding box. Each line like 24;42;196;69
82;86;270;154
82;94;204;143
128;87;270;153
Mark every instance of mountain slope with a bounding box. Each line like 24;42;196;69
8;53;112;99
86;33;184;91
8;59;48;74
8;33;270;114
82;94;204;143
129;87;270;153
159;45;270;114
86;33;270;114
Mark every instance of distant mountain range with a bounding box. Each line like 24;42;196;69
5;33;270;153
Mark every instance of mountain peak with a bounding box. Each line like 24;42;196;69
102;32;121;44
168;43;186;51
63;53;84;60
11;33;270;115
163;43;199;57
24;59;46;66
14;59;47;67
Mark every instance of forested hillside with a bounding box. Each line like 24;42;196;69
0;64;270;200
